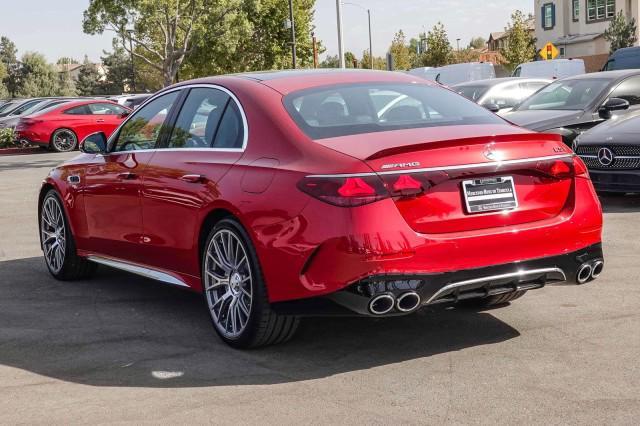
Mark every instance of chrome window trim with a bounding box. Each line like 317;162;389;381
87;255;189;288
102;83;249;156
306;154;574;178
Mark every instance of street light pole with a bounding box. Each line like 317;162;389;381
288;0;297;69
336;0;345;68
367;8;373;69
127;30;136;92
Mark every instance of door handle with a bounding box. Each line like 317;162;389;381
117;172;137;180
96;119;105;123
180;174;206;183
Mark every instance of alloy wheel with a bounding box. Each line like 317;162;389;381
41;196;66;274
204;229;253;339
52;130;77;152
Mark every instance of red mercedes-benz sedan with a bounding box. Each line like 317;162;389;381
38;70;603;348
15;99;130;152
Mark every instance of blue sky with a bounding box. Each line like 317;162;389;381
0;0;533;62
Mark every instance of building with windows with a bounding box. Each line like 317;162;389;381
535;0;640;71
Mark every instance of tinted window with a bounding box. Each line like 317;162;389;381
168;88;229;148
112;91;179;152
455;85;489;102
64;105;91;115
609;76;640;105
89;103;127;115
482;83;521;108
214;101;244;149
516;78;610;111
284;83;503;139
10;100;42;115
34;100;66;113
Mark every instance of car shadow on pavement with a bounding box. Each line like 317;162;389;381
0;257;520;388
0;158;66;172
600;194;640;213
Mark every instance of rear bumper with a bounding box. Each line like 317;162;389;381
273;243;603;317
589;169;640;192
14;129;48;146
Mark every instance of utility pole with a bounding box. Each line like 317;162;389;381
288;0;297;69
367;8;373;69
336;0;345;68
127;31;136;92
456;38;461;52
312;32;318;68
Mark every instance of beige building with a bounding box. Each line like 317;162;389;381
535;0;640;71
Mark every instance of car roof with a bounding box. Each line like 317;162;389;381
45;99;125;112
562;69;640;81
176;69;434;95
452;77;550;88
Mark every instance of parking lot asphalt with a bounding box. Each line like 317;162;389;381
0;151;639;424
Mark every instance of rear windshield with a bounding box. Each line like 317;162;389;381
454;85;489;102
284;83;504;139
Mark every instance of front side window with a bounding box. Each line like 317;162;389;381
285;83;504;140
112;91;179;152
609;76;640;105
516;78;610;111
483;83;522;109
168;88;230;148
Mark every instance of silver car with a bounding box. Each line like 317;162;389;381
452;77;551;115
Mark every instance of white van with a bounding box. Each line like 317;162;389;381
512;59;585;80
409;62;496;85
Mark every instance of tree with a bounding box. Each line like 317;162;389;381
0;62;8;98
319;54;339;68
451;48;481;64
344;51;357;68
361;50;386;70
83;0;242;87
99;45;134;94
56;57;78;96
418;22;452;67
469;36;486;50
389;30;411;70
17;52;59;97
604;10;638;53
501;11;536;71
183;0;320;77
76;56;101;95
56;57;79;65
0;36;20;97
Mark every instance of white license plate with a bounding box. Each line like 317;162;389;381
462;176;518;214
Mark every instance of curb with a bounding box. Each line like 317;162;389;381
0;146;42;156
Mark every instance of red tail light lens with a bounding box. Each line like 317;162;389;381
572;155;589;178
298;175;389;207
535;157;577;179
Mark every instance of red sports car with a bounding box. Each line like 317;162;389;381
15;99;130;152
39;70;603;348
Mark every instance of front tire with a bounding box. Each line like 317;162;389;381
202;218;299;348
50;128;78;152
40;190;96;280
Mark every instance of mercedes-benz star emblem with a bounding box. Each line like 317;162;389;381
598;147;614;166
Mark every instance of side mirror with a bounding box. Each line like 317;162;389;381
80;132;107;154
119;110;131;119
484;103;501;113
599;97;630;119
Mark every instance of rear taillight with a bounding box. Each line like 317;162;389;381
297;175;389;207
18;118;42;127
572;155;589;178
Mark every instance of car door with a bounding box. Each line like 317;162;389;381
141;86;246;277
81;91;181;263
87;102;130;137
61;104;96;141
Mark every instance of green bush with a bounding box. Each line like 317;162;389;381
0;128;17;148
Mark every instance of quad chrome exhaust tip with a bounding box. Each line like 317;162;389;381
576;263;593;284
368;294;395;315
396;291;421;312
591;260;604;279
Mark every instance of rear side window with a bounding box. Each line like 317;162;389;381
609;76;640;105
213;101;244;149
88;103;127;115
168;88;230;148
284;83;503;139
64;105;91;115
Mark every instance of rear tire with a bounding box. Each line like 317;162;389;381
461;290;527;308
50;128;78;152
40;190;96;280
202;218;299;348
